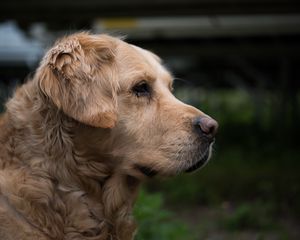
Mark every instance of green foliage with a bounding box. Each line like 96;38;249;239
134;189;195;240
221;201;276;231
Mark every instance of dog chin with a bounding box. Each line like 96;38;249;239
185;144;213;173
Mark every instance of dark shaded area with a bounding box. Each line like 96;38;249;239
1;0;300;29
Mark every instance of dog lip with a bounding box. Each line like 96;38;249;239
185;151;210;173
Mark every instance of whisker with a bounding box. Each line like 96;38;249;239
173;77;196;85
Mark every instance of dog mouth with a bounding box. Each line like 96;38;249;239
135;164;158;178
134;142;213;177
185;149;210;173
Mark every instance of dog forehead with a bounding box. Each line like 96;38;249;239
130;45;163;71
128;44;173;85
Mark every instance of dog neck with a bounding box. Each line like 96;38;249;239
0;80;140;239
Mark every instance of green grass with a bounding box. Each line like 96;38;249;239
134;189;196;240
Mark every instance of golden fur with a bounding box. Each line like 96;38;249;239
0;32;217;240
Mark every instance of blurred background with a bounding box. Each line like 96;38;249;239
1;0;300;239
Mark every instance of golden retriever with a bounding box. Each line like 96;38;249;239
0;32;218;240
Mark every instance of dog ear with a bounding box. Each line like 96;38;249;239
38;33;118;128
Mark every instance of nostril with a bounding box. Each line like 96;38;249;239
194;117;218;138
203;118;218;136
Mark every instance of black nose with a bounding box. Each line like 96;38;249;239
194;117;218;140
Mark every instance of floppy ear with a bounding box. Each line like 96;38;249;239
38;33;118;128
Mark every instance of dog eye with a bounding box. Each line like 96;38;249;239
132;81;151;97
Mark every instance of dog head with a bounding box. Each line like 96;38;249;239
38;32;218;178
